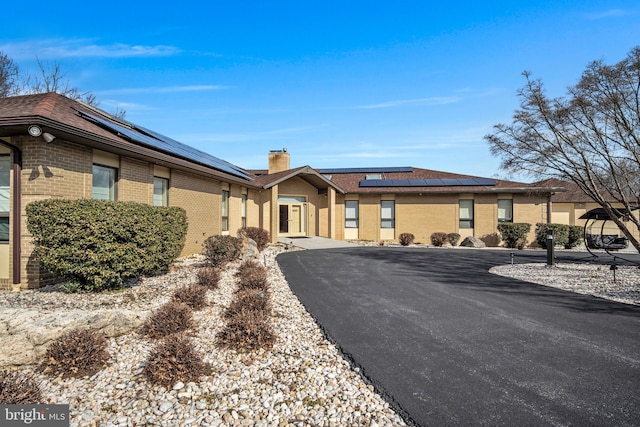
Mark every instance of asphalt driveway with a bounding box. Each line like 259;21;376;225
276;248;640;426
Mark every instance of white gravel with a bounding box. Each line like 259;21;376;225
490;262;640;306
2;246;407;427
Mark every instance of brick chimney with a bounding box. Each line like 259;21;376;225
268;149;290;174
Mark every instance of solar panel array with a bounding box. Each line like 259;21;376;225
77;110;253;181
359;178;497;187
318;166;414;174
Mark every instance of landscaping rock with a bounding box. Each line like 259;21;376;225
460;236;486;248
0;308;146;367
241;237;260;261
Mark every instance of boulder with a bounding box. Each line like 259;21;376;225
460;236;486;248
0;308;146;367
241;237;260;261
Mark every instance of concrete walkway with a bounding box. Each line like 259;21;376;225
277;236;358;250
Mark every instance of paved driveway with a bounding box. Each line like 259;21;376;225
276;248;640;426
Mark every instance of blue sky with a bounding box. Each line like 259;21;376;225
2;1;639;180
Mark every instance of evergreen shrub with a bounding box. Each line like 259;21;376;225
26;199;187;292
566;225;584;249
535;223;569;248
497;223;531;249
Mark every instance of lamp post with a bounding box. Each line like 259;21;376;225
546;229;554;267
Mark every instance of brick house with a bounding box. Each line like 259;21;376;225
0;93;560;289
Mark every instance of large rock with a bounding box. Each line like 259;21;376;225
241;237;260;261
460;236;486;248
0;308;146;367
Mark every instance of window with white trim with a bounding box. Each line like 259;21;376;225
241;194;247;228
0;155;9;242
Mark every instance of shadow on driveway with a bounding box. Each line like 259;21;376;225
277;247;640;426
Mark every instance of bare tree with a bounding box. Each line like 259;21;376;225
0;52;126;119
0;52;20;97
485;46;640;252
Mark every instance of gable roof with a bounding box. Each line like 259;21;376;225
254;166;345;193
0;93;257;186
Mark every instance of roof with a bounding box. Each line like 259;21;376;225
534;178;620;203
324;167;559;194
254;166;345;193
0;93;256;185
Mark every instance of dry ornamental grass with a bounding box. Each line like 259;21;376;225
172;283;208;311
143;334;210;388
0;370;43;404
142;300;194;339
39;329;109;378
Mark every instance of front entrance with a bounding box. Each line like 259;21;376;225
278;196;307;237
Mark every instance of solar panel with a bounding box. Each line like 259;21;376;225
359;178;497;187
319;167;413;174
77;110;253;181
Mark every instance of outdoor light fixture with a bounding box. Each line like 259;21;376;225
28;125;42;137
42;132;56;143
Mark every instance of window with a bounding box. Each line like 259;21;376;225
241;194;247;228
345;201;359;228
221;190;229;232
498;199;513;223
153;177;169;207
0;155;9;242
381;200;395;228
366;173;382;180
92;164;117;200
459;199;474;229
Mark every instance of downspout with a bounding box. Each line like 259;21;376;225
0;141;22;287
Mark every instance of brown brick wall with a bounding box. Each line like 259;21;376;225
119;158;153;203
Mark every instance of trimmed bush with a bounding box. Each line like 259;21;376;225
39;329;109;378
430;232;448;247
0;370;42;404
142;301;194;339
225;289;271;319
26;199;188;292
566;225;584;249
447;233;461;246
238;227;270;251
217;309;275;351
535;223;569;249
399;233;415;246
196;266;221;288
235;260;263;278
202;235;243;267
144;334;209;388
497;223;531;249
173;283;208;311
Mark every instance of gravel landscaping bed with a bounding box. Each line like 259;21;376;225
1;246;407;427
491;262;640;306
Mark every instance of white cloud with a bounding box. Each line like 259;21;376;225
179;126;318;144
355;96;461;109
584;9;631;20
95;85;228;95
0;39;179;60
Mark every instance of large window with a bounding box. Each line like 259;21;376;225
0;155;9;242
92;164;117;200
459;199;474;229
241;194;247;228
153;177;169;207
498;199;513;223
381;200;395;229
221;190;229;232
345;200;359;228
